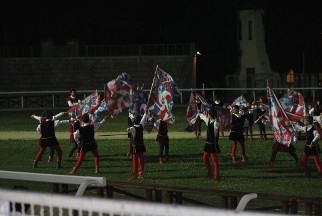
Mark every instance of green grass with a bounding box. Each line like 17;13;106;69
0;108;321;214
1;138;321;195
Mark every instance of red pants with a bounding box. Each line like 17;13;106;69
35;146;62;162
132;153;144;174
232;141;245;157
69;123;75;142
203;152;219;175
301;153;322;174
74;150;99;169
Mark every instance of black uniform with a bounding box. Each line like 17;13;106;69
131;125;146;154
40;121;59;147
304;126;321;156
229;115;245;141
79;125;97;152
204;120;220;153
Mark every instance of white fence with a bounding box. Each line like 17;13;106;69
0;188;292;216
0;87;320;109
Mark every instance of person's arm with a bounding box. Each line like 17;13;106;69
213;121;220;137
54;119;72;127
73;129;81;144
31;115;41;122
140;113;147;127
52;112;66;120
94;116;109;132
312;129;321;143
154;119;161;129
199;113;209;125
127;126;136;138
36;124;42;135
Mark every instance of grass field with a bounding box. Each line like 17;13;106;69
1;107;322;214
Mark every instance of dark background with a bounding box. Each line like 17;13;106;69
0;1;321;88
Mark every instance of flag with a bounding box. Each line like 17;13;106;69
285;111;304;124
196;93;212;113
267;80;292;146
186;91;199;125
279;90;306;116
67;91;100;121
92;99;109;123
146;66;180;125
129;85;146;117
104;73;134;118
214;106;232;131
227;95;247;110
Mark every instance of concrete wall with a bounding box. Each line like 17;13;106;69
0;55;194;92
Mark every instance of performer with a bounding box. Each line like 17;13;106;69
313;112;322;138
193;94;202;138
256;96;268;140
66;88;81;158
244;101;255;141
213;98;225;137
199;109;221;181
229;105;249;163
33;111;72;168
69;113;109;174
127;111;148;180
268;127;300;168
154;119;169;164
31;110;66;162
292;116;322;179
127;111;135;158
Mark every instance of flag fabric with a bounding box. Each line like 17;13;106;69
92;99;109;123
104;73;134;118
285;111;304;124
227;95;247;110
147;66;180;125
186;91;199;125
67;91;100;121
196;93;212;113
129;86;146;117
279;90;306;116
267;80;293;146
214;106;232;131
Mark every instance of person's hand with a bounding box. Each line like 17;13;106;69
69;119;75;123
61;112;67;115
126;127;130;132
31;114;35;118
104;115;109;120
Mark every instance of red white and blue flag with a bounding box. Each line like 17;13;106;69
279;90;306;117
186;91;199;125
267;80;293;146
146;66;180;125
104;73;134;118
67;91;100;122
215;106;232;131
196;93;212;113
227;95;247;110
129;85;146;117
92;99;109;123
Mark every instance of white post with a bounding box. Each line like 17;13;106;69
52;94;55;107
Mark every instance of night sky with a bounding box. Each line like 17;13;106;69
1;1;321;87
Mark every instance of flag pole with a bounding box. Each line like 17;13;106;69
146;65;158;110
